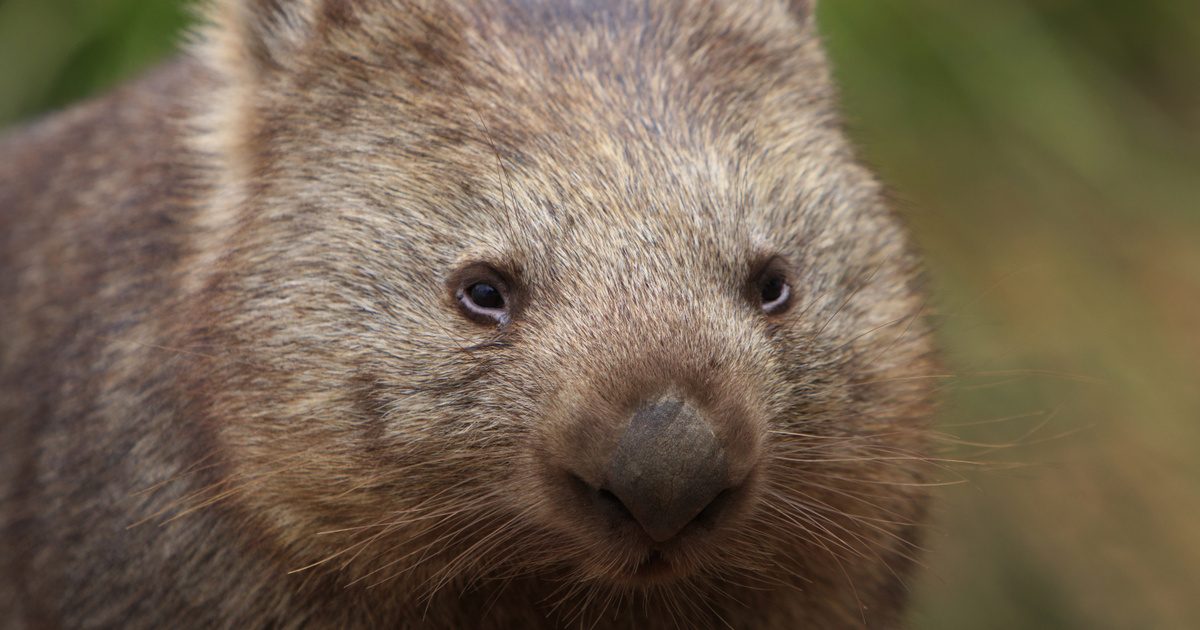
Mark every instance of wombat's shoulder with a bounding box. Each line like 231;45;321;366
0;58;208;351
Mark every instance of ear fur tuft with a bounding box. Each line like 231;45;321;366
787;0;815;23
200;0;324;75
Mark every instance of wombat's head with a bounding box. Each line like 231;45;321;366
188;0;936;612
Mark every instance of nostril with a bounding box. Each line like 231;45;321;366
596;487;637;524
566;472;642;528
692;487;736;530
566;472;593;495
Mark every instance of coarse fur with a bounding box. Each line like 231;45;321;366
0;0;937;628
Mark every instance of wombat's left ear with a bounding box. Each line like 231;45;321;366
786;0;815;23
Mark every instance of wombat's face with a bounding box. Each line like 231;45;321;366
196;0;935;608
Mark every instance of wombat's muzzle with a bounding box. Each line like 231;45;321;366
597;398;734;542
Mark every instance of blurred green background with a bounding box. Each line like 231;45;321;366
1;0;1197;627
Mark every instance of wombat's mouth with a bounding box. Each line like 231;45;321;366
594;548;679;586
537;393;763;588
632;550;672;579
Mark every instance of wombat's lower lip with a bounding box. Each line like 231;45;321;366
603;549;681;585
633;550;672;578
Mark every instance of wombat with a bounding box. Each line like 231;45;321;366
0;1;937;627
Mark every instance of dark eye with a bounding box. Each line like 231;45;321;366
459;282;508;323
454;270;512;326
763;274;792;314
748;255;796;314
468;283;505;310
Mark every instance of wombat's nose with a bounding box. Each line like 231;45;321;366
601;398;731;542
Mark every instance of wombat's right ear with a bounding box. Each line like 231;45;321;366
201;0;322;75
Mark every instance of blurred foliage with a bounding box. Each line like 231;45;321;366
1;0;1198;627
0;0;189;123
817;2;1200;628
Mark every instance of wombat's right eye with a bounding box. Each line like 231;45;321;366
468;283;504;309
451;265;513;326
458;282;509;325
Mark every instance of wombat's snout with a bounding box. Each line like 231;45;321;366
573;398;740;543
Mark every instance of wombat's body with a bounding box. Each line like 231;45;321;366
0;1;936;627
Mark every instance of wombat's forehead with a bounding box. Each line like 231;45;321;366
282;0;856;274
376;117;849;283
297;0;827;137
443;151;765;272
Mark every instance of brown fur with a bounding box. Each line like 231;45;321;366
0;1;937;627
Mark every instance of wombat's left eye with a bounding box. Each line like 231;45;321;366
751;257;794;316
759;274;792;314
